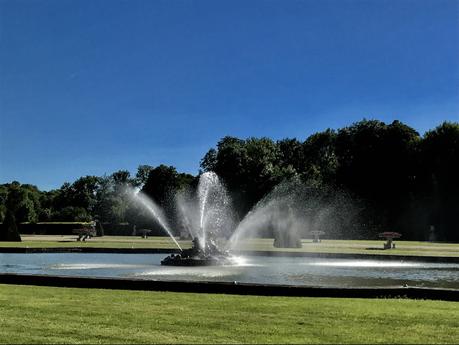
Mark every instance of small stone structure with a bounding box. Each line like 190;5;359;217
72;228;96;241
378;231;402;249
138;229;152;239
310;230;325;243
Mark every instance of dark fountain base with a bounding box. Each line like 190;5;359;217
161;237;232;266
160;254;232;266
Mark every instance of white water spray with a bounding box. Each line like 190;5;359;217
129;189;182;251
197;172;214;251
174;171;235;253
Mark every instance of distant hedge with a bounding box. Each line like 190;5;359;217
18;222;91;235
0;222;153;236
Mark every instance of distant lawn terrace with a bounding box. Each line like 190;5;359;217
0;235;458;257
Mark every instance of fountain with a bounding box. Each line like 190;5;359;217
228;179;356;250
228;180;303;249
161;172;236;265
130;172;236;265
133;174;359;265
160;236;233;266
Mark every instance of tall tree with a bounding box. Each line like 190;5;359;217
210;136;248;191
0;185;9;222
335;119;420;236
0;209;21;241
203;136;283;215
5;182;41;223
418;122;459;241
142;165;180;206
302;129;338;184
244;137;281;204
92;171;135;224
135;165;154;187
200;149;217;172
69;176;101;213
141;165;194;233
38;189;60;221
277;138;304;174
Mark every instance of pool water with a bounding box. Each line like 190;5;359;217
0;253;458;289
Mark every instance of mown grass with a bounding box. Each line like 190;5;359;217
235;238;459;257
0;235;191;249
0;284;458;344
1;235;458;257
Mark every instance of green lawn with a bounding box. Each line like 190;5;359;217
1;235;458;257
0;235;192;249
234;238;459;257
0;284;457;344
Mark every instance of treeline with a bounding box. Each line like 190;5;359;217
1;119;458;241
0;167;194;230
201;120;459;242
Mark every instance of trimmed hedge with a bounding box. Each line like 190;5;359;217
0;222;147;236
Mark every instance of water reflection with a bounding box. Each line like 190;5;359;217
307;260;421;268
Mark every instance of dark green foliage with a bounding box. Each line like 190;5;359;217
0;209;21;241
111;170;131;188
0;185;8;222
199;149;217;172
142;165;181;205
302;129;338;184
418;122;459;241
203;136;283;215
92;172;135;224
53;206;91;222
140;165;195;233
3;181;41;223
334;120;421;237
142;165;195;205
135;165;154;187
277;138;304;173
201;119;458;241
0;119;457;241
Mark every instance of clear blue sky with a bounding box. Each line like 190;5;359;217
1;0;458;191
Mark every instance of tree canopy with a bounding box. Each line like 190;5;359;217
1;119;458;242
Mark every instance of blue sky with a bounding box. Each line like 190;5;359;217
1;0;458;191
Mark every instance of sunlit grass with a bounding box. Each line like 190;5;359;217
234;238;459;257
0;235;191;249
0;284;457;344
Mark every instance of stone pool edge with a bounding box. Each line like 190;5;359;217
0;273;458;301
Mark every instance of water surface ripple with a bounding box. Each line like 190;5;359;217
0;253;457;289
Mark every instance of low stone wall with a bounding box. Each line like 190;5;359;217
0;247;457;263
0;223;139;236
0;247;180;254
0;273;457;301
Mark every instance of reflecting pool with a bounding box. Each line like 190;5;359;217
0;253;458;289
